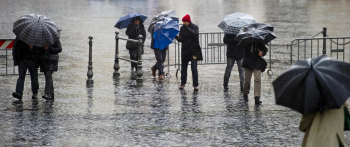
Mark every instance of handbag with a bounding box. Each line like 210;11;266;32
344;106;350;131
126;41;138;50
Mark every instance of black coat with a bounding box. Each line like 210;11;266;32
223;34;244;60
125;20;146;55
242;43;268;72
39;40;62;72
12;38;40;67
175;23;203;61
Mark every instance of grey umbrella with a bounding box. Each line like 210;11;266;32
147;10;178;34
218;12;257;35
13;14;60;47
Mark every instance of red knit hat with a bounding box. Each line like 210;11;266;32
182;14;191;22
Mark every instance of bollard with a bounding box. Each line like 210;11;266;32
136;35;143;83
322;27;327;55
113;31;120;78
86;36;94;85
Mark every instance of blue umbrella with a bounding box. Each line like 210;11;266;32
150;10;179;50
114;13;147;29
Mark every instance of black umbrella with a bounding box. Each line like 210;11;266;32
235;23;276;45
273;55;350;115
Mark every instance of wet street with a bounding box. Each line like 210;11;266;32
1;0;350;146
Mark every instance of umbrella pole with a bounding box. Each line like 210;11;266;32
136;35;143;83
113;31;121;78
86;36;94;86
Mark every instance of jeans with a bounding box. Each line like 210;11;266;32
181;57;198;87
15;60;39;95
152;49;167;75
243;69;261;97
223;58;245;87
44;70;54;94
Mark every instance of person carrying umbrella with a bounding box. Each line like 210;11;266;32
272;55;350;146
148;10;179;80
175;14;203;91
39;35;62;100
235;23;276;104
218;13;257;91
12;14;60;100
125;16;146;70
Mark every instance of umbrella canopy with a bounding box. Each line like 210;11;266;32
235;23;277;45
114;13;148;29
273;55;350;115
13;14;60;47
218;12;257;35
148;10;179;50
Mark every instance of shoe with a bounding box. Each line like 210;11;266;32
179;84;185;89
159;75;164;80
240;86;243;92
243;94;248;101
255;96;262;105
223;84;229;90
151;67;156;77
42;93;52;100
32;93;38;99
194;86;199;91
12;92;22;100
131;67;134;71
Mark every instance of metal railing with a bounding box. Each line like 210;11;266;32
290;27;350;64
0;38;43;76
113;31;144;83
167;32;274;77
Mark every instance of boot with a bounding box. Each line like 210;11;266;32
240;86;243;92
159;75;164;80
179;84;185;89
194;86;199;91
255;96;262;105
12;92;22;100
42;93;52;100
243;94;248;101
223;84;229;90
32;93;38;99
151;67;156;77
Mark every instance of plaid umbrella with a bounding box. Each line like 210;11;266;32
218;12;257;35
13;14;60;47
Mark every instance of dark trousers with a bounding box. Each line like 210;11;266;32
129;50;138;69
152;49;167;75
181;57;198;87
16;60;39;95
223;58;245;87
44;71;54;94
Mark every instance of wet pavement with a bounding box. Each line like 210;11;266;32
1;0;350;146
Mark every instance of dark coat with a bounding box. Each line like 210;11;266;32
150;27;168;50
39;40;62;72
223;34;244;60
175;23;203;61
242;43;268;72
12;38;40;67
125;17;146;55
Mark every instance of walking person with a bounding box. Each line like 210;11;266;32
39;40;62;100
150;27;168;80
242;43;268;104
12;38;40;100
125;16;146;70
223;34;245;91
175;14;203;91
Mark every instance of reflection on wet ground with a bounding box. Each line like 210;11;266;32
0;0;350;146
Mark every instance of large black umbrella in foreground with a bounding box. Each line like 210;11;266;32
273;55;350;115
235;23;276;45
